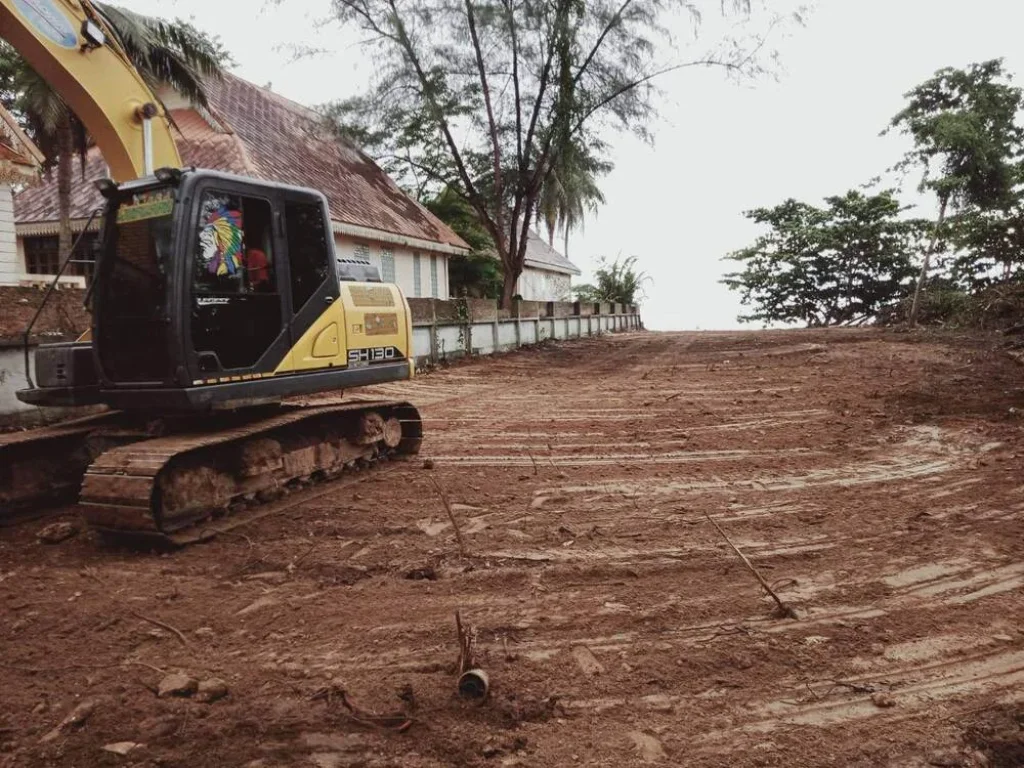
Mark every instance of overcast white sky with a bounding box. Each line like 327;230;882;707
119;0;1024;330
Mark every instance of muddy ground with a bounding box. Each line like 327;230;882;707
3;328;1024;767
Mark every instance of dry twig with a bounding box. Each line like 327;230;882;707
289;540;320;571
312;684;413;732
455;610;475;674
130;611;193;650
703;513;798;619
429;477;469;557
697;623;757;644
526;449;540;475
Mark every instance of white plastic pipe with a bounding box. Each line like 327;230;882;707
143;117;153;176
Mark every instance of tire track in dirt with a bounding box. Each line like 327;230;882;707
7;329;1024;768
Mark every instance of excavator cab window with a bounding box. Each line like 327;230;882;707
95;186;176;383
193;192;276;294
284;200;331;310
190;191;284;372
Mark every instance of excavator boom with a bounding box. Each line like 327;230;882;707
0;0;180;179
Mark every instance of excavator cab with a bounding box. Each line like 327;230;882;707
18;169;416;411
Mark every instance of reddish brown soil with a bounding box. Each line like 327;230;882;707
3;328;1024;767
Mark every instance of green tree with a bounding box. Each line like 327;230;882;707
886;59;1024;325
721;190;924;327
536;137;611;259
319;0;782;306
424;187;503;298
948;203;1024;287
574;255;649;305
0;4;229;258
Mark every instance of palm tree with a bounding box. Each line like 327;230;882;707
0;5;229;259
573;255;650;305
94;5;229;108
8;62;87;260
536;139;611;259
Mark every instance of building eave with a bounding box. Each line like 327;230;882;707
0;104;45;166
17;218;101;237
524;258;581;276
331;221;469;256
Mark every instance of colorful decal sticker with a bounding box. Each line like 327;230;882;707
198;196;244;277
13;0;78;49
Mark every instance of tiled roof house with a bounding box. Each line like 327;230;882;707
516;226;580;301
10;72;468;299
0;102;42;290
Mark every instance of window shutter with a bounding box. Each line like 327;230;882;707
380;247;396;282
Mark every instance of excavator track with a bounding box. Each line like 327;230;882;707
76;400;422;547
0;411;130;519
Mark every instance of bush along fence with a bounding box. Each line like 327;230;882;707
408;298;642;367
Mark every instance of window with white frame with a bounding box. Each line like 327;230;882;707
413;252;422;297
429;254;439;298
380;247;395;282
353;243;370;263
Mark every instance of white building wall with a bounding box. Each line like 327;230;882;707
0;345;31;413
516;267;572;302
15;235;26;274
0;186;18;286
10;227;453;295
334;233;450;300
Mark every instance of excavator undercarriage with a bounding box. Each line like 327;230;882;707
0;400;422;546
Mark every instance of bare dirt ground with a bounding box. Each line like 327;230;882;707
3;328;1024;767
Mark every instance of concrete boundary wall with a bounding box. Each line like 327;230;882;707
409;298;642;367
0;299;642;422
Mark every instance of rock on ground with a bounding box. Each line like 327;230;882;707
36;522;78;544
157;673;198;698
196;678;229;703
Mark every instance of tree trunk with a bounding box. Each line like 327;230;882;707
56;114;74;265
563;225;569;260
500;267;519;309
908;195;949;327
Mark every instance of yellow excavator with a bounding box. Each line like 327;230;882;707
0;0;422;545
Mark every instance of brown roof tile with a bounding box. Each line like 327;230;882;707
13;152;105;224
15;73;467;251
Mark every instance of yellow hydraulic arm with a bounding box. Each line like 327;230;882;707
0;0;180;181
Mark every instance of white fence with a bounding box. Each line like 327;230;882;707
413;311;641;366
0;305;643;422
